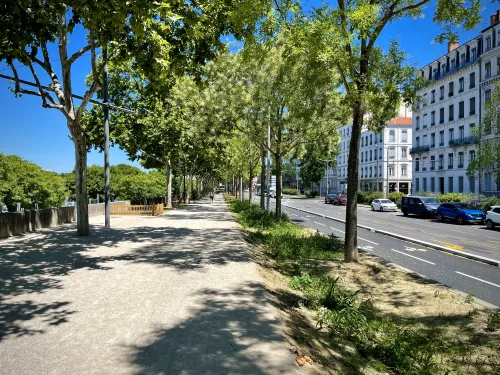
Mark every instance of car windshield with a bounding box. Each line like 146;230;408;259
455;203;473;210
421;197;439;204
380;200;392;203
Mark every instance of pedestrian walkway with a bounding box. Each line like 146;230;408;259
0;194;301;374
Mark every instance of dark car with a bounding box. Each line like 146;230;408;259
437;202;485;225
401;196;440;217
333;195;347;205
324;193;336;204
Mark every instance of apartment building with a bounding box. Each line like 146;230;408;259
328;111;413;194
412;11;500;195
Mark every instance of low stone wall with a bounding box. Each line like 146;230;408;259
0;201;131;238
0;207;76;239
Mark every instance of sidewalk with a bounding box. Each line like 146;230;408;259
0;195;301;374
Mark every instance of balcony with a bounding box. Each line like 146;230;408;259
448;165;454;169
432;57;477;81
439;142;444;146
430;166;436;170
439;166;444;170
410;145;430;154
422;167;427;171
458;164;464;168
449;136;477;147
431;143;436;148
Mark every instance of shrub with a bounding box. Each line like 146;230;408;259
388;192;405;207
486;309;500;332
282;188;299;195
358;191;384;205
480;196;500;212
305;190;319;198
437;192;469;203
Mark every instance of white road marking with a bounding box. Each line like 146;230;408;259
313;221;326;227
290;213;299;217
455;271;500;288
359;246;373;252
329;227;379;245
391;249;436;265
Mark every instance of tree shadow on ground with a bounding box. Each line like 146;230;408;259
0;202;250;341
122;283;298;375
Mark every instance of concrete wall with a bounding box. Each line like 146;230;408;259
0;201;130;238
0;207;76;239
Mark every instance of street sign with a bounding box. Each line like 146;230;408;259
295;167;300;173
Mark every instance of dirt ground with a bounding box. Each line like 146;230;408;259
253;246;500;374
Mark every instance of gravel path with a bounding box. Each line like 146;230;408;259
0;195;300;375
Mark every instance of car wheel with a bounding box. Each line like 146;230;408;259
403;210;408;216
437;213;444;222
457;216;464;225
486;219;495;229
380;206;383;212
371;205;374;211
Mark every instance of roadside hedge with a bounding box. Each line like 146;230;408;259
282;188;299;196
305;190;319;198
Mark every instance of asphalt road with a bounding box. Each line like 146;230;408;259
250;195;500;307
284;197;500;262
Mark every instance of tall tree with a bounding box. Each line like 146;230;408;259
0;0;272;235
305;0;482;262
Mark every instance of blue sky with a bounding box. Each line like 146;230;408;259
0;1;498;173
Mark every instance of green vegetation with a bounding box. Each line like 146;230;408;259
282;188;299;196
0;153;66;210
305;190;319;198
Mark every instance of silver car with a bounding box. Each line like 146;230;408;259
371;199;398;212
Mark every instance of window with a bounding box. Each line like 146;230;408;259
379;166;382;177
469;97;476;115
431;177;435;192
401;147;407;158
431;111;435;126
361;168;363;178
459;176;464;193
365;151;368;161
440;86;445;100
486;36;492;51
449;81;454;97
485;61;492;79
361;152;364;162
472;47;476;60
389;166;395;176
370;134;373;145
469;176;475;193
415;117;420;129
374;149;377;159
459;101;464;118
448;153;454;169
497;57;500;74
458;152;464;167
380;134;383;142
388;147;395;158
449;104;454;121
361;137;364;147
422;93;428;107
416;178;419;192
431;133;436;147
415;159;420;171
485;173;492;191
439;154;444;168
431;90;435;103
379;148;382;159
470;123;475;131
461;53;466;66
366;135;368;145
469;150;475;162
431;155;436;170
416;136;420;147
401;130;408;142
485;89;492;103
449;128;454;142
423;178;427;191
439;130;444;146
423;134;428;146
469;72;475;89
370;150;372;161
389;130;395;142
448;177;454;193
423;114;428;128
439;108;444;124
370;166;372;177
401;165;407;176
459;126;464;140
459;77;464;92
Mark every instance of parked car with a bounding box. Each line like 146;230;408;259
324;193;336;204
269;187;282;199
437;202;486;225
371;199;398;212
485;205;500;229
333;195;347;205
401;196;440;217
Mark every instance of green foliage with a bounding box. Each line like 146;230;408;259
388;192;406;207
299;144;334;187
486;309;500;332
282;188;299;195
437;193;469;203
305;190;319;198
0;152;66;210
357;190;384;205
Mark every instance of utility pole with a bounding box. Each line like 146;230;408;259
385;147;389;198
103;47;111;228
266;125;271;212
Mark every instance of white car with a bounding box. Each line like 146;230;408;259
485;205;500;229
371;199;398;212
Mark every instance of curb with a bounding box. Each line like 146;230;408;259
282;203;500;267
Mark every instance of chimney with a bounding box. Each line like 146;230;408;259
490;10;500;25
448;41;459;53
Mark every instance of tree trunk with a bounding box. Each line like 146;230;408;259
260;150;266;210
183;168;186;203
345;101;363;262
165;159;172;209
74;132;89;236
249;162;254;205
275;154;282;220
240;175;243;202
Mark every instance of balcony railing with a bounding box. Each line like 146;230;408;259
439;166;444;170
422;167;427;171
432;57;477;81
448;165;453;169
431;143;436;148
410;145;430;154
458;164;464;168
430;166;436;170
449;136;477;146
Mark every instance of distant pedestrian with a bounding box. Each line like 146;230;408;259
209;191;214;203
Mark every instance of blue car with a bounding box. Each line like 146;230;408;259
436;202;485;225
